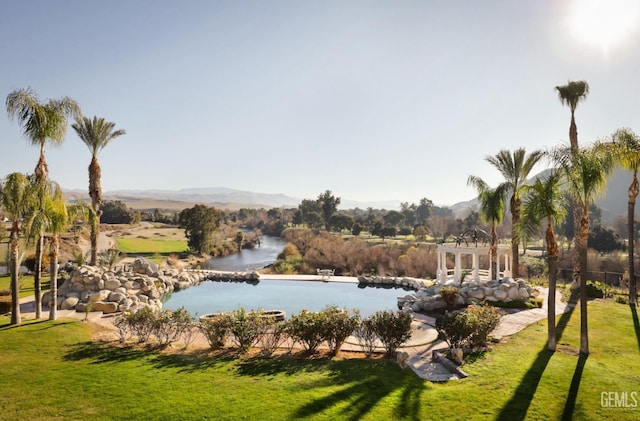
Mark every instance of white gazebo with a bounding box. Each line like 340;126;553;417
436;242;512;284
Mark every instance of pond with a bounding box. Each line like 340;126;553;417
163;278;408;319
201;234;287;271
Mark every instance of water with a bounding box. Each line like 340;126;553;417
163;279;407;318
202;235;287;271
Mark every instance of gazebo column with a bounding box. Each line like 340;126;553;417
496;250;501;281
503;252;512;278
472;253;480;282
438;250;447;283
454;252;461;284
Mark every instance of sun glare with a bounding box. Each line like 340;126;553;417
569;0;640;52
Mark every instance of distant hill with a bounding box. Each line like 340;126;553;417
63;187;403;212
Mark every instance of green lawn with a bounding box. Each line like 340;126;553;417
1;300;639;420
116;237;188;254
0;274;49;298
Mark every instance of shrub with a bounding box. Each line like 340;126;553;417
228;308;266;352
287;309;327;353
113;313;132;343
198;315;232;349
172;308;196;348
257;320;287;356
464;304;502;349
321;306;360;356
124;307;156;343
368;310;412;357
435;312;474;350
435;304;503;353
151;307;195;348
354;318;378;357
440;286;459;310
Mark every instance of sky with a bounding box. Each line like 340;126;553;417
2;0;640;207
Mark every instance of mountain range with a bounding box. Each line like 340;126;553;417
63;168;635;224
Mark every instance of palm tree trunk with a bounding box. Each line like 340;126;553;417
511;195;520;278
569;110;581;289
579;212;590;355
9;226;21;325
572;197;582;288
34;146;48;180
546;220;559;352
629;173;638;305
88;157;102;266
569;111;578;150
49;236;59;321
34;235;44;319
491;222;498;280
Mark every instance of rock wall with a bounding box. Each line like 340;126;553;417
397;277;541;312
357;276;432;291
42;258;260;315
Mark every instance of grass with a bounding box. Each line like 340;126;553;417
115;237;188;254
1;299;639;420
0;274;49;298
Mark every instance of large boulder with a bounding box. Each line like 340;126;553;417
92;301;119;314
60;296;79;310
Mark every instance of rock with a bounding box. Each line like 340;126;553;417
89;290;110;303
508;286;520;300
397;351;410;369
92;301;119;314
493;289;508;300
104;279;122;290
107;292;126;303
518;287;530;300
60;297;79;310
468;288;485;300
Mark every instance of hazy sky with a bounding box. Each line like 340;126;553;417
2;0;640;206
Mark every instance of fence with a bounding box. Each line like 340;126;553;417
557;268;628;288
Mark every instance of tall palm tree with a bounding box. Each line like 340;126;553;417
6;88;81;315
0;173;36;325
467;176;507;281
607;128;640;305
72;116;126;266
519;171;566;351
485;148;544;278
551;144;614;355
555;80;590;286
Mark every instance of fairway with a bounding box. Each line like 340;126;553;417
113;225;188;254
1;299;639;420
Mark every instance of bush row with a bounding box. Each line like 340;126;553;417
115;306;413;357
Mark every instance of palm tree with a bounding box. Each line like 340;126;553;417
44;184;69;321
485;148;544;278
467;176;507;280
24;176;58;318
0;173;36;325
551;144;614;355
607;128;640;305
6;88;81;179
6;88;81;315
519;172;566;351
72;116;126;265
555;80;590;286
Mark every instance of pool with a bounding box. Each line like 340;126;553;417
162;278;408;318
